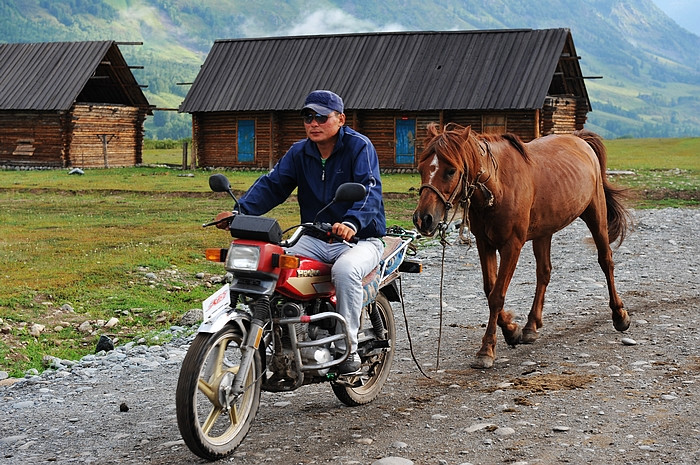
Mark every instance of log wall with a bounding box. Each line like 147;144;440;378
191;108;559;170
68;104;145;168
0;105;146;168
541;96;586;135
0;112;65;167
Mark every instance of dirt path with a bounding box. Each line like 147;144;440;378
1;208;698;465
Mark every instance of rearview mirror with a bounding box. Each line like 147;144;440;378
333;183;367;203
209;174;231;193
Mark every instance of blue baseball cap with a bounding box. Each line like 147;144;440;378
301;90;344;115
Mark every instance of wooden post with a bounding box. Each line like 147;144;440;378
97;134;114;168
182;140;188;170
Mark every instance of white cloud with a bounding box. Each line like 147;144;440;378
283;9;404;36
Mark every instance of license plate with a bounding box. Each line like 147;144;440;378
202;283;231;321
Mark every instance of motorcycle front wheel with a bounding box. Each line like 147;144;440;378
176;324;262;460
332;292;396;406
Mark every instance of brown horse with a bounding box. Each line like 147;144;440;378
413;123;632;369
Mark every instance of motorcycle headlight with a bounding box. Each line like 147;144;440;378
225;244;260;271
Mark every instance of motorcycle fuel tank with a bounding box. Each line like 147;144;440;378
276;256;334;299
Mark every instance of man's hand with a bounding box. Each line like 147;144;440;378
213;211;235;230
331;222;356;242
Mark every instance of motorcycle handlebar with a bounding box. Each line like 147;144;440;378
281;223;359;248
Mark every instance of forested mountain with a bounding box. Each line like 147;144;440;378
2;0;699;139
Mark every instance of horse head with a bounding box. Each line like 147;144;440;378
413;123;477;236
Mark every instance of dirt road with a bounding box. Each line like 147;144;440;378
1;208;698;465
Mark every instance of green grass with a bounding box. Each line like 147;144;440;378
604;137;700;208
0;137;697;377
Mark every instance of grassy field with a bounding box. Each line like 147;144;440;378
0;137;698;377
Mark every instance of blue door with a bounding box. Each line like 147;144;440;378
237;120;255;163
395;118;415;165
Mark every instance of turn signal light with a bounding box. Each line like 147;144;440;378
278;254;300;269
205;248;227;262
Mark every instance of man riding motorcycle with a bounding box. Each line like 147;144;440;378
215;90;385;373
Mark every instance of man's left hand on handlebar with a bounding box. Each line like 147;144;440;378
213;211;235;229
332;222;356;242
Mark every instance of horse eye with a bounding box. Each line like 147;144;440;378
445;167;457;178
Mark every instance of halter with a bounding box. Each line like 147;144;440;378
418;172;467;231
418;138;495;245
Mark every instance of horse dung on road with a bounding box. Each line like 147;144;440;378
412;123;632;369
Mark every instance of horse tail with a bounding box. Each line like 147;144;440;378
574;129;632;246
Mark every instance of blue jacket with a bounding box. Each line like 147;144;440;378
238;126;386;238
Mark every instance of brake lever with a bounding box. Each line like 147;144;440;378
202;215;234;228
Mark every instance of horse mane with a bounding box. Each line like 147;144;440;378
420;123;530;167
419;123;477;168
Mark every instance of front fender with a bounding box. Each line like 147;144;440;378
197;307;251;336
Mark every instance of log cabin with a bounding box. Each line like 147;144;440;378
180;29;592;171
0;41;151;168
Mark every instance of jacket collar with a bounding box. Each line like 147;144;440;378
304;126;346;159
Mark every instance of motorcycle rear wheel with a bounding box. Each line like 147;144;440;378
332;293;396;406
176;324;262;460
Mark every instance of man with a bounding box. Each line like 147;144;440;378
218;90;385;374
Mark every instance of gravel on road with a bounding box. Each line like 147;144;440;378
1;208;698;465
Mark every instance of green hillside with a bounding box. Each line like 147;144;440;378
1;0;699;139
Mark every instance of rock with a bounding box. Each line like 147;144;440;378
621;337;637;346
120;402;129;412
494;427;515;436
13;401;35;409
29;323;45;337
104;317;119;329
77;321;93;333
465;422;496;433
180;309;203;326
371;458;413;465
95;335;115;353
68;168;84;175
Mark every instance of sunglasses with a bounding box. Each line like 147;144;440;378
302;113;333;124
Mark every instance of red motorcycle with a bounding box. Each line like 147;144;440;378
175;173;421;460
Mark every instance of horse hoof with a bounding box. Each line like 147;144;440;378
471;355;494;369
613;311;631;332
521;329;539;344
504;326;523;347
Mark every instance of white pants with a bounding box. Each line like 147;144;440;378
287;235;384;353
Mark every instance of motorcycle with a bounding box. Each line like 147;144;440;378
175;173;421;460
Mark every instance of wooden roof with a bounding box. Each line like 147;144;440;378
0;41;151;112
180;29;590;114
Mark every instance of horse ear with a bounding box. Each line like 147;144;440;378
461;125;472;139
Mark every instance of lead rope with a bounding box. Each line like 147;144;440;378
436;232;448;370
398;275;432;379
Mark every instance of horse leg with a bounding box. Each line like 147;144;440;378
581;206;630;332
472;242;523;369
522;235;552;344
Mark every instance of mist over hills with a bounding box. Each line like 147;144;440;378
2;0;699;139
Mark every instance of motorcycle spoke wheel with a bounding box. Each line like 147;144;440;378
176;325;261;460
332;293;396;406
